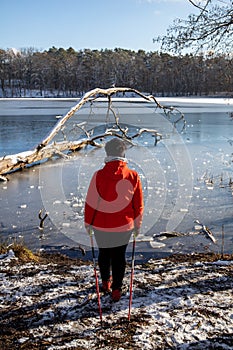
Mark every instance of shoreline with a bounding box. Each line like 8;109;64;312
0;96;233;104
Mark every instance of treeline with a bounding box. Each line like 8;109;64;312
0;46;232;97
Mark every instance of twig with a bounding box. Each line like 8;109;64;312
221;224;225;258
70;245;86;256
188;0;209;12
38;209;48;230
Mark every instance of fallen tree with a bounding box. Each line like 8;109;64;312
0;87;186;178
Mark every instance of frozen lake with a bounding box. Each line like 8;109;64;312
0;97;233;260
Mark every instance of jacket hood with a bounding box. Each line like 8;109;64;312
102;160;128;179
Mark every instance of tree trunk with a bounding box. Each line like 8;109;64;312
0;87;184;177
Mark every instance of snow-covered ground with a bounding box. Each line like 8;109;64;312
1;250;232;349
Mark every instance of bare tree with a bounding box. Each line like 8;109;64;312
154;0;233;54
0;47;232;97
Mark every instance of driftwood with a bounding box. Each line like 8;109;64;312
155;231;185;239
155;219;217;244
0;87;185;176
194;220;217;244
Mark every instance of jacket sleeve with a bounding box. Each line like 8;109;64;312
132;174;144;230
84;172;99;227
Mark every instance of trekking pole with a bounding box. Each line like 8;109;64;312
128;233;136;322
89;229;103;325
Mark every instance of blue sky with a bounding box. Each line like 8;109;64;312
1;0;198;52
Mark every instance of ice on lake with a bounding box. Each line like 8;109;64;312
0;97;233;258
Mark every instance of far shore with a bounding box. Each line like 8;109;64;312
0;96;233;104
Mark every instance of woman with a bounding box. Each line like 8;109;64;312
84;138;144;301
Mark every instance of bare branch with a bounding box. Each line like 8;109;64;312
155;0;233;53
188;0;208;12
38;209;48;230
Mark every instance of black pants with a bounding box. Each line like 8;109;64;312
94;230;132;290
98;244;128;291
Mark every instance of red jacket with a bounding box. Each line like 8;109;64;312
84;160;144;232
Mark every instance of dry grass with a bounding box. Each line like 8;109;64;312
0;240;39;262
